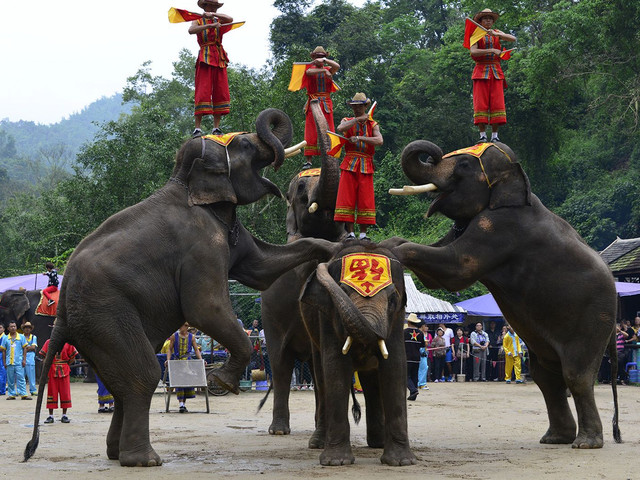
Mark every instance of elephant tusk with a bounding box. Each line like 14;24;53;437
388;183;438;196
308;202;319;213
284;141;308;158
378;339;389;359
342;336;353;355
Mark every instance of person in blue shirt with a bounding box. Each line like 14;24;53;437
0;321;31;399
0;324;6;395
22;322;38;396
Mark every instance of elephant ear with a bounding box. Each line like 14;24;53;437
299;267;331;315
187;155;237;206
484;144;532;210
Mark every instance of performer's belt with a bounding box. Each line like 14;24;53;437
345;152;373;159
308;93;331;99
202;42;222;47
475;60;500;65
53;360;68;365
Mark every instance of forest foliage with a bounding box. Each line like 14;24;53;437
1;0;639;303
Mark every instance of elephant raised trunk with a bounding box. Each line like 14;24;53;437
400;140;443;186
255;108;293;172
315;263;389;347
308;101;340;214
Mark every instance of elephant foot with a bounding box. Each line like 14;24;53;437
539;428;576;445
571;433;603;449
380;446;417;466
269;420;291;436
319;447;355;466
366;432;385;449
118;447;163;467
106;444;119;460
209;369;240;395
308;428;325;449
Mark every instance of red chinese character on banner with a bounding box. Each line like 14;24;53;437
349;258;370;281
369;258;384;280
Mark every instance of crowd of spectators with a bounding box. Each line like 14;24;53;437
599;317;639;385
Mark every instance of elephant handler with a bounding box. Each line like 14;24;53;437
502;324;524;383
189;0;233;137
39;337;78;423
333;92;383;241
167;323;204;413
469;8;516;143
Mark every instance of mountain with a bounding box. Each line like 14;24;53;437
0;93;132;161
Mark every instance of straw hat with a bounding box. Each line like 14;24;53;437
347;92;371;106
22;322;33;328
407;313;422;325
198;0;224;9
473;8;499;23
310;46;329;59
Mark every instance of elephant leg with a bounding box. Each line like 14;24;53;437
318;348;353;466
564;356;603;448
92;334;162;467
358;370;384;448
378;343;416;466
181;283;251;395
269;349;295;435
529;352;576;445
308;349;325;449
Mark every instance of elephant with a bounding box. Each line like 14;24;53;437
0;289;54;352
299;240;416;466
388;140;621;449
24;108;338;467
260;100;346;436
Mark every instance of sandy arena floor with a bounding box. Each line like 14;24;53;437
1;380;637;479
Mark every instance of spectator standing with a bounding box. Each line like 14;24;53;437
622;319;637;370
0;324;6;395
404;313;424;401
40;338;78;423
452;327;470;379
418;323;431;390
42;261;59;306
438;323;455;382
22;322;38;396
168;323;203;412
470;322;490;381
486;320;501;381
189;0;234;137
0;321;30;400
503;324;523;383
430;327;447;382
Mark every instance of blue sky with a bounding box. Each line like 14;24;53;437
1;0;365;125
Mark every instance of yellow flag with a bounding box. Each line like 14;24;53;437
288;63;308;91
327;131;347;157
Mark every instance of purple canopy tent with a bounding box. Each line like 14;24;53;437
0;273;64;293
456;281;640;317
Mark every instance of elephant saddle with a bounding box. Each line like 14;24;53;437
36;290;59;316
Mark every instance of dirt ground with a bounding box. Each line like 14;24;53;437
1;380;638;479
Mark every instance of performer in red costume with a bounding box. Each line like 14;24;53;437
190;0;233;137
469;8;516;143
40;338;78;424
333;93;383;240
301;46;340;169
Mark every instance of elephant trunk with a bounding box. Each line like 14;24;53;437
308;101;340;213
316;263;388;346
255;108;293;172
400;140;444;185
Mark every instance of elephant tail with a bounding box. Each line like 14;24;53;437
24;321;69;462
257;383;273;413
608;331;622;443
350;385;361;425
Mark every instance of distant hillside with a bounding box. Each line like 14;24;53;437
0;93;132;161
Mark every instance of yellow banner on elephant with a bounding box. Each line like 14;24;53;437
443;143;492;159
202;132;246;147
298;168;321;178
340;253;392;297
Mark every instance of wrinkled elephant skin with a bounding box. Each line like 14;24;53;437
391;140;619;449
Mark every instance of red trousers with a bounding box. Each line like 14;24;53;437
473;77;506;125
46;374;72;409
334;170;376;224
42;285;58;300
194;62;230;117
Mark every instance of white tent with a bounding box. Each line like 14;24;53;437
404;274;466;323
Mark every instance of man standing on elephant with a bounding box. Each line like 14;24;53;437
404;314;424;401
189;0;234;137
300;46;340;169
469;8;516;143
334;92;383;240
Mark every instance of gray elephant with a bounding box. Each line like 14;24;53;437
260;101;345;436
0;289;54;350
388;140;621;448
299;240;416;466
24;109;338;467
